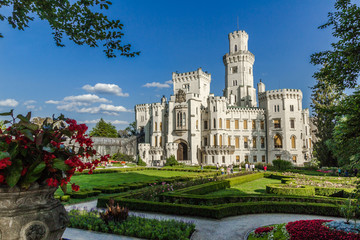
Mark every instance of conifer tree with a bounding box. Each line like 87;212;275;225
89;118;118;138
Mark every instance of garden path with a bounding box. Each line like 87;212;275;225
63;200;346;240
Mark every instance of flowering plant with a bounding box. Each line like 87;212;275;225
0;110;109;192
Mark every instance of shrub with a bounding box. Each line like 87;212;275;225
266;184;315;196
112;152;135;162
61;195;70;202
137;156;147;166
100;199;129;224
272;159;293;171
165;155;179;166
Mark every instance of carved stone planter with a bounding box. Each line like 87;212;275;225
0;183;68;240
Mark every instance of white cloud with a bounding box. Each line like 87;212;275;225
165;80;173;85
45;100;60;104
82;83;129;97
77;104;131;115
0;99;19;107
63;94;110;103
142;81;171;88
26;105;36;109
81;119;129;125
24;100;36;105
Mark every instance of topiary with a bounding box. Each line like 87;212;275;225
272;159;293;171
165;155;179;166
137;156;147;166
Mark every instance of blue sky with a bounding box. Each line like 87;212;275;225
0;0;335;131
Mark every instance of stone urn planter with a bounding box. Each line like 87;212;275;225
0;183;68;240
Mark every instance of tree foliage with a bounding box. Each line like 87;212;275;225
164;155;179;166
118;121;137;138
327;88;360;166
311;78;342;167
89;118;118;138
137;156;147;166
310;0;360;90
0;0;139;58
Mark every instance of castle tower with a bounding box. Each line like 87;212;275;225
223;30;257;107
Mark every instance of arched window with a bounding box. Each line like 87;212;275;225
291;136;296;149
219;135;223;146
177;112;180;127
213;118;216;129
154;122;157;131
219;118;222;129
274;134;283;148
234;44;238;52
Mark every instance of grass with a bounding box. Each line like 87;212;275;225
56;170;200;196
206;177;281;196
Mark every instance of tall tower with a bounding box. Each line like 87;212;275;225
223;30;257;107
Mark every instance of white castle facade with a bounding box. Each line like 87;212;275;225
135;30;312;166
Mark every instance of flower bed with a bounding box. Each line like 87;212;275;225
248;220;360;239
68;209;195;240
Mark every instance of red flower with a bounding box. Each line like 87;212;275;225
254;226;274;235
0;157;12;169
71;183;80;192
46;178;59;187
21;167;28;176
0;174;5;183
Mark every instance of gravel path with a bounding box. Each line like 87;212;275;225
63;200;346;240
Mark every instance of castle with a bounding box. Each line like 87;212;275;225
135;30;312;166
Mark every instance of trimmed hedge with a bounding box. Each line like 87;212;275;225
173;173;263;195
76;167;216;175
70;190;102;199
266;184;315;196
93;186;128;194
161;192;345;206
98;197;341;219
315;187;356;198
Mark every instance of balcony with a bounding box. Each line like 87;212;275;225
202;146;235;155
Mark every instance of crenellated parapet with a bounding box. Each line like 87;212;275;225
223;51;255;65
172;67;211;83
258;89;303;101
226;106;265;114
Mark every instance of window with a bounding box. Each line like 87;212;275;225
290;119;295;129
309;139;312;148
155;122;157;131
277;105;280;112
155;136;158;147
236;156;240;162
292;155;297;163
160;122;162;131
274;134;283;148
234;45;238;52
274;105;276;112
219;135;223;147
219;119;222;129
160;137;162;146
261;137;265;148
276;155;281;160
231;66;238;73
213;135;217;146
253;156;257;163
244;137;248;148
204;137;207;146
260;120;265;130
182;113;186;126
155;111;158;116
222;156;225;163
235;137;240;148
249;68;252;74
252;120;256;129
245;155;249;162
305;126;308;135
233;80;238;86
212;156;215;164
228;136;231;146
262;155;266;162
204;121;208;129
196;120;198;130
291;136;296;149
274;119;281;128
290;105;294;112
213;106;216;112
213;119;216;129
244;120;248;129
252;137;257;148
235;120;239;129
226;119;230;129
183;84;190;91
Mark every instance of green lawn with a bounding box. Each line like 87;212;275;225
206;178;281;196
57;170;200;195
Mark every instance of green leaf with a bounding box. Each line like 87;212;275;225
53;158;70;171
20;129;34;142
0;110;13;116
22;122;38;131
6;158;23;187
22;162;46;185
9;145;19;158
17;114;30;123
43;146;55;153
0;151;10;160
